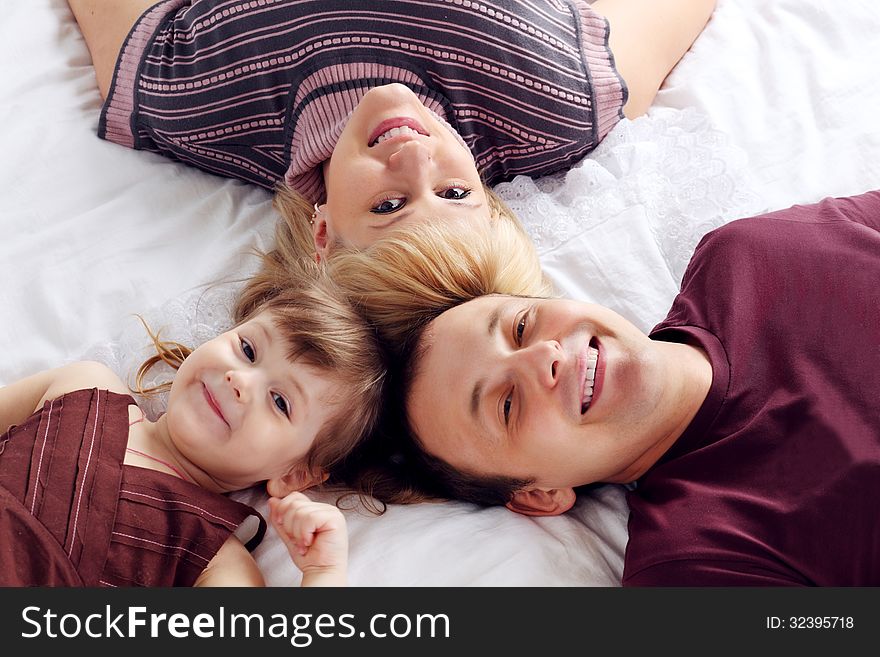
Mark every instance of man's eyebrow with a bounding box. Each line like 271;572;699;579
470;380;483;421
470;305;504;423
487;305;502;337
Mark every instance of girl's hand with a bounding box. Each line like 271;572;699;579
268;492;348;586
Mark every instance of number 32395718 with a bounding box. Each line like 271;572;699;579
766;616;854;629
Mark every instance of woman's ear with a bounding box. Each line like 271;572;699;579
266;466;329;498
312;206;329;257
505;487;576;517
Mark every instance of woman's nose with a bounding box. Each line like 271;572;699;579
387;139;432;172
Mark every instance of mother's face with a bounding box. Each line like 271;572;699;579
407;295;686;495
319;84;490;251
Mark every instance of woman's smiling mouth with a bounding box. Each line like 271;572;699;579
368;117;428;146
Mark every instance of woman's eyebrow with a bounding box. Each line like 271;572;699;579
371;210;412;230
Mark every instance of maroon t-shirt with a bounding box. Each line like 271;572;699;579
623;191;880;586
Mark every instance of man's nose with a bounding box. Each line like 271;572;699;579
515;340;562;389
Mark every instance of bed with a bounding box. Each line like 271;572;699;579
2;0;878;586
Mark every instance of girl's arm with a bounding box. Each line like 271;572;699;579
194;493;351;587
194;537;266;587
0;361;127;432
269;492;349;587
592;0;717;118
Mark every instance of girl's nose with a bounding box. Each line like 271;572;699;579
226;370;251;402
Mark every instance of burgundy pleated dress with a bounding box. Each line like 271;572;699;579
0;388;265;586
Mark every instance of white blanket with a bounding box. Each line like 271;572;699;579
2;0;878;586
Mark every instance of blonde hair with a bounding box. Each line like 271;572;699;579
232;183;550;507
322;218;553;508
136;271;387;482
269;180;536;262
324;213;551;354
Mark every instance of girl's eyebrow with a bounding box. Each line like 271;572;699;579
254;320;272;345
257;319;307;412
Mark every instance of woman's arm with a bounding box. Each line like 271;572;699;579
592;0;717;118
66;0;159;98
0;361;127;432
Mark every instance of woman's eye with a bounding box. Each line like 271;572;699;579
439;186;471;200
370;197;405;214
503;392;513;425
272;392;289;417
240;338;256;362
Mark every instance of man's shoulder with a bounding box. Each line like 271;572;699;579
698;191;880;253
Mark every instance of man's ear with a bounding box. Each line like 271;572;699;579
266;466;329;498
505;487;576;517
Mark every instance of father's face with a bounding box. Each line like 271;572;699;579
408;295;685;495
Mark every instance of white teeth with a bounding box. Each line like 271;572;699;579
581;345;599;414
373;125;420;145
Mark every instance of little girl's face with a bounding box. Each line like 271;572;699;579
165;311;342;492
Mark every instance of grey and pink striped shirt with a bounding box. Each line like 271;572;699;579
100;0;627;201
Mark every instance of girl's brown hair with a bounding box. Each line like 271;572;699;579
136;264;387;481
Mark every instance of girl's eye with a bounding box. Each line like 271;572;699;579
503;392;513;425
439;186;471;200
516;315;527;345
370;197;405;214
272;392;290;417
240;338;256;362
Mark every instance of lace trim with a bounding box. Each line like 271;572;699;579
495;107;764;284
81;283;241;421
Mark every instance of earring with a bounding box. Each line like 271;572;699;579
309;202;320;226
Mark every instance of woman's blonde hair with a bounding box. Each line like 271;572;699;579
231;182;550;507
136;266;388;482
269;180;536;263
324;212;551;354
322;218;554;509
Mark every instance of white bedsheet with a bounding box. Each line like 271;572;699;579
2;0;878;586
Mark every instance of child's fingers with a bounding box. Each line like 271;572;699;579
268;493;345;554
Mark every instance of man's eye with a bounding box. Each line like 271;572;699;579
503;392;513;425
272;392;289;417
370;197;405;214
240;338;256;362
439;186;471;200
516;315;527;345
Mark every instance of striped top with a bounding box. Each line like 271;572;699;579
99;0;627;202
0;389;265;587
